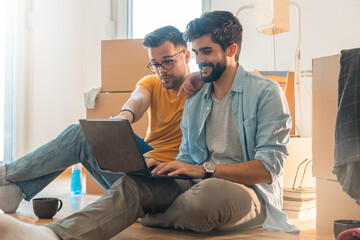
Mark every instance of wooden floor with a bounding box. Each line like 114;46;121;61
3;174;334;240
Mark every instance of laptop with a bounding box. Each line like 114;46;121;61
79;119;193;179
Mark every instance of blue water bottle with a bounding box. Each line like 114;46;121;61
71;163;82;195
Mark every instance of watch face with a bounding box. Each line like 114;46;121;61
204;162;215;172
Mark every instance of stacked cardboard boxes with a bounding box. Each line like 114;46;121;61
312;54;360;231
85;39;150;194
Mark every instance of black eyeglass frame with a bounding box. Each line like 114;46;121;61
147;49;185;73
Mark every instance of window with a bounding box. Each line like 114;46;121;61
129;0;203;72
0;0;15;163
131;0;202;38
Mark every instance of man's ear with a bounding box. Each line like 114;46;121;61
226;43;238;58
185;49;191;64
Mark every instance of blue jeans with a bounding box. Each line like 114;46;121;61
5;124;124;201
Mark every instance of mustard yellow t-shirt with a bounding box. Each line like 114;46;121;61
137;75;186;162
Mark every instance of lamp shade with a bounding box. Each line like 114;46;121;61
255;0;290;35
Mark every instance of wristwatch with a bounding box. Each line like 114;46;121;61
202;162;215;179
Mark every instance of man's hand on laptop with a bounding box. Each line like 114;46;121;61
145;158;161;169
109;112;133;122
151;161;205;179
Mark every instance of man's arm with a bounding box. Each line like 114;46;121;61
210;161;271;184
112;85;151;123
152;160;271;185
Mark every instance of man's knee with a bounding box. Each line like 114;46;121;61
68;124;84;136
179;179;234;218
109;175;137;191
58;123;84;139
183;179;255;222
189;179;235;207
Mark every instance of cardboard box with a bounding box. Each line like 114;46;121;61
101;39;150;92
316;177;360;231
312;54;340;180
85;170;105;195
86;92;148;138
283;137;314;189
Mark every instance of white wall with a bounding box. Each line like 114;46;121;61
81;0;128;91
15;0;111;157
16;0;81;156
13;0;360;157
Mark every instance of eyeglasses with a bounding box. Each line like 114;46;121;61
147;49;185;73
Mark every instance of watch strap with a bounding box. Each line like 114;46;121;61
204;171;213;179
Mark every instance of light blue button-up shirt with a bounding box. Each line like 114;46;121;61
175;66;299;233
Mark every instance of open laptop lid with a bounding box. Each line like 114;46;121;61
80;119;194;179
79;119;151;174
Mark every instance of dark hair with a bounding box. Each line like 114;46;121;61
184;11;243;62
143;26;187;49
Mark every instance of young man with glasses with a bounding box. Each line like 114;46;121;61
0;26;195;214
0;11;298;240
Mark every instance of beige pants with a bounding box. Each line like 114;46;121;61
47;175;266;240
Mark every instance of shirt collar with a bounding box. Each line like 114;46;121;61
230;65;244;93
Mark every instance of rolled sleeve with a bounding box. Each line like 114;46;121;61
252;80;291;182
255;150;288;183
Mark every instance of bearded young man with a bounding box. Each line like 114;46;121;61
0;11;299;240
